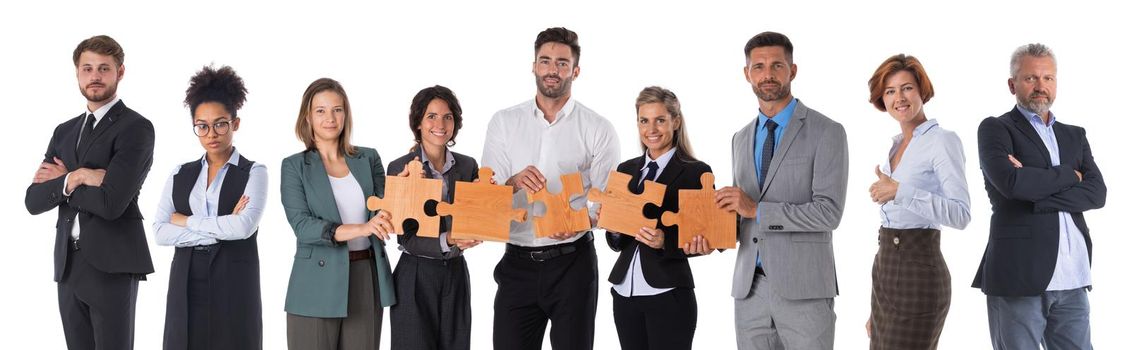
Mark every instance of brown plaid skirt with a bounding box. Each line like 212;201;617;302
870;227;951;350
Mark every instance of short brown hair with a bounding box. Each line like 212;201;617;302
867;54;934;111
295;78;357;157
73;35;124;67
408;85;463;151
535;27;580;65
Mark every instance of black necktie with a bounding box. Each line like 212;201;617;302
759;119;778;186
77;113;95;152
631;161;659;194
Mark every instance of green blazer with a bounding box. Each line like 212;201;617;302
281;147;396;317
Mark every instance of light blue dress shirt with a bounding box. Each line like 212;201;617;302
153;148;268;247
1016;106;1091;291
754;98;797;184
878;119;971;230
612;147;676;297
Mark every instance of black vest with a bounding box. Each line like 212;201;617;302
163;155;262;350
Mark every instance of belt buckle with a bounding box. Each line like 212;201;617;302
529;250;547;262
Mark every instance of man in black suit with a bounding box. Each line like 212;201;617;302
25;35;155;350
974;43;1106;349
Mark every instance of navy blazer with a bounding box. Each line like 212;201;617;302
972;106;1106;296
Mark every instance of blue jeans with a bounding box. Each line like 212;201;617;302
986;287;1091;350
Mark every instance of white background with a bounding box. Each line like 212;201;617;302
2;1;1126;348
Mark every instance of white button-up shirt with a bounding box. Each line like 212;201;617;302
877;119;971;230
152;148;268;247
481;97;620;247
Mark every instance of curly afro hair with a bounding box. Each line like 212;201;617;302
184;65;247;118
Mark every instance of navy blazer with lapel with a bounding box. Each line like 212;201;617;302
973;106;1106;296
25;101;156;281
605;154;712;289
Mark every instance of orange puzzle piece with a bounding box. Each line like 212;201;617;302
659;172;737;249
588;170;666;237
526;172;591;238
434;168;526;242
365;160;443;237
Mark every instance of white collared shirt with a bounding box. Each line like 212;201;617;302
481;97;620;247
67;97;121;240
613;148;676;297
877;119;971;230
152;148;269;247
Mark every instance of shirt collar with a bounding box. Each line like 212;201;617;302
200;147;241;168
757;97;797;132
418;146;455;175
642;147;677;171
891;119;940;142
532;97;577;124
83;96;121;123
1017;104;1056;127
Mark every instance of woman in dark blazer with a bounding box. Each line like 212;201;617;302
281;78;396;350
152;65;265;350
382;85;481;350
604;86;715;350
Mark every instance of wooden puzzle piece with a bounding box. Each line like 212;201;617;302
660;172;737;249
366;160;443;237
587;170;666;237
434;168;526;242
526;172;591;238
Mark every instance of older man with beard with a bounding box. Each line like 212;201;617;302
973;43;1106;350
25;35;155;350
719;31;849;350
481;27;619;350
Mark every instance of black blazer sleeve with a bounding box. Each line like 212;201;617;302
25;120;75;215
978;116;1079;202
1032;125;1106;213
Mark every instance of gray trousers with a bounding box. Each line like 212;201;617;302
287;259;382;350
987;287;1091;350
735;272;835;350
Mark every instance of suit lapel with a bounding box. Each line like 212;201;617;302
655;155;685;186
761;101;805;196
735;122;761;198
1007;108;1052;165
61;113;83;170
306;151;343;224
346;153;374;201
77;101;125;162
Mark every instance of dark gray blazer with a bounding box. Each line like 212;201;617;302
386;149;479;259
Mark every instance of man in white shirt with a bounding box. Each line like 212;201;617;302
481;27;620;350
25;35;155;350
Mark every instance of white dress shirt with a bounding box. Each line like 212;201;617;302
66;97;121;240
877;119;972;230
153;148;268;247
481;97;620;247
613;148;676;297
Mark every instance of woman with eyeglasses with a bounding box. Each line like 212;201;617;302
281;78;397;350
152;65;265;350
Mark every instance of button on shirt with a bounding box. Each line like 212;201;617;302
613;148;676;297
1018;105;1092;291
153;148;268;247
877;119;971;230
65;97;121;240
481;97;620;247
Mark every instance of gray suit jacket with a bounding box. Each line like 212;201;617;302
730;99;848;300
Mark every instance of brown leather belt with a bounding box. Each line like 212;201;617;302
349;249;373;262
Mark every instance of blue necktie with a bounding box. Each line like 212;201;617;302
758;119;778;187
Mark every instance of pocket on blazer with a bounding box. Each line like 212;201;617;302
295;247;312;259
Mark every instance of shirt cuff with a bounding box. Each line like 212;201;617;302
62;172;73;196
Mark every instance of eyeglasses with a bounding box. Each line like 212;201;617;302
192;120;233;137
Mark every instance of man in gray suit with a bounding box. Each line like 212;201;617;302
717;31;849;350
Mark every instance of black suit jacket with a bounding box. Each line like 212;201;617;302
386;150;478;259
972;106;1106;296
606;154;712;289
25;101;156;281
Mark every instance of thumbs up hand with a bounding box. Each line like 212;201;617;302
869;165;898;204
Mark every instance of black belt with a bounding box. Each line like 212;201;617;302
401;252;463;266
505;232;592;262
192;244;216;252
349;249;373;262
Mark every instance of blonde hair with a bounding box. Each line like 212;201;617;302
635;86;697;162
294;78;357;157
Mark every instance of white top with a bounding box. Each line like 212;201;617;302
481;97;620;247
152;148;268;247
66;97;121;240
613;148;676;297
329;172;372;251
877;119;971;230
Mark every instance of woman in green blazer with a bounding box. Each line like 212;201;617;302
281;78;396;350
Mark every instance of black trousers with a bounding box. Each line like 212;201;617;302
58;245;140;350
390;254;472;350
493;235;598;350
611;288;697;350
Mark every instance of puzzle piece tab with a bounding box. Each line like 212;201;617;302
366;160;443;237
526;172;591;238
588;170;666;237
659;172;737;249
434;168;526;242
